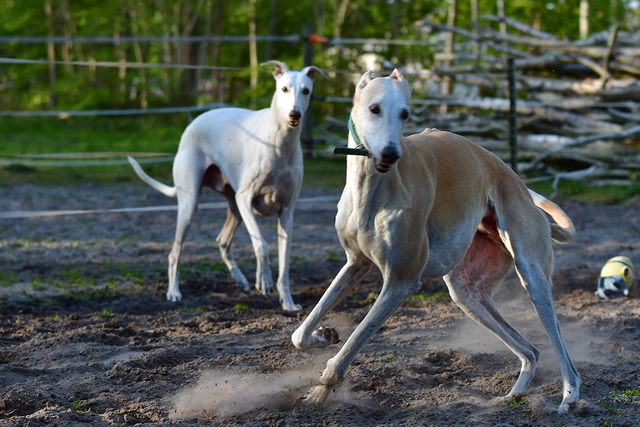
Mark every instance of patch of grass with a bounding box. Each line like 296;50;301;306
611;388;639;399
0;271;17;286
72;400;91;412
303;155;346;189
0;116;350;190
0;116;182;186
505;396;530;411
233;303;249;314
289;255;310;267
407;290;449;301
528;179;640;204
327;252;344;262
96;308;115;317
195;261;227;272
181;303;205;313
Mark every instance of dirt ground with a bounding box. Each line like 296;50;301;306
1;183;639;427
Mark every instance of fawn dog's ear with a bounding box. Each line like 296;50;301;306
261;60;290;79
389;69;411;94
356;71;380;92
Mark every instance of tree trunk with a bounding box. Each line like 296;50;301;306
580;0;590;39
211;0;224;102
129;5;148;109
44;0;57;108
249;0;258;102
496;0;506;34
194;0;213;94
266;0;278;60
440;0;456;113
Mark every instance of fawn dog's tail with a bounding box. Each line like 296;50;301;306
528;189;575;243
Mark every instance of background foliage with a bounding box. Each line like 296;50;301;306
2;0;639;113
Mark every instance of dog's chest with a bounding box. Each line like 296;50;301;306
251;169;298;216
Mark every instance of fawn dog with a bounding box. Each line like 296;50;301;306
291;70;579;412
129;61;327;310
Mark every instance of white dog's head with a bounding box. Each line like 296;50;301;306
262;60;329;128
352;69;411;173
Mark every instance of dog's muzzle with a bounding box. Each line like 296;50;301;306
374;146;401;173
288;110;301;127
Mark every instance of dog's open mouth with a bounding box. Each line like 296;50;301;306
373;158;392;174
288;119;300;127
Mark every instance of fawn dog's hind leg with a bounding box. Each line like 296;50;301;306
443;225;542;402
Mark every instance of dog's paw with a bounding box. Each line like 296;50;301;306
303;385;330;407
255;272;273;296
230;268;250;292
311;327;340;348
558;391;579;414
282;302;302;311
166;290;182;302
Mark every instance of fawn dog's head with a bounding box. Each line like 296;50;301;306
351;69;411;173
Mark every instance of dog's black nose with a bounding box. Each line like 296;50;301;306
289;110;301;121
380;146;400;165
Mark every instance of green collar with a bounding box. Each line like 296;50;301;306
332;115;370;156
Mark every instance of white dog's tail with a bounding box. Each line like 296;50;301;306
528;189;575;243
127;156;177;198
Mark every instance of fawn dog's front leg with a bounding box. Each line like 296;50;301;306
292;258;372;350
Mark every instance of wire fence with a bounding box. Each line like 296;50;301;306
1;30;483;170
0;34;443;46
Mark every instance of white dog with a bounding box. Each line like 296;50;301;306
292;70;580;412
128;61;328;310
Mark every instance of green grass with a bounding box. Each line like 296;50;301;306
407;290;449;301
72;400;91;412
527;179;640;204
0;115;347;189
4;116;640;200
233;303;249;314
0;116;182;186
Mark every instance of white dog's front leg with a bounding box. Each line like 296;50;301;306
276;206;301;311
235;192;273;295
292;259;372;350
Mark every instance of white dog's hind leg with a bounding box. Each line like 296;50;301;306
167;192;199;301
292;258;372;350
275;205;301;311
216;205;250;292
166;147;205;301
235;192;273;295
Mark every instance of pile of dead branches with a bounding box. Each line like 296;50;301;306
415;14;640;188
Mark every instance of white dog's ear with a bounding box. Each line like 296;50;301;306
302;66;330;81
261;60;290;79
356;71;380;91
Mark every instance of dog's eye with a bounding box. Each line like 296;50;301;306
282;87;288;92
302;88;310;95
369;104;380;115
400;110;410;120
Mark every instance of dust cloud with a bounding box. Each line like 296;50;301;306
171;312;361;420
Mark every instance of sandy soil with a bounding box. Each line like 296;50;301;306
1;183;639;426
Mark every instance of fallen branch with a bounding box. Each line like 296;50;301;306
523;124;640;172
